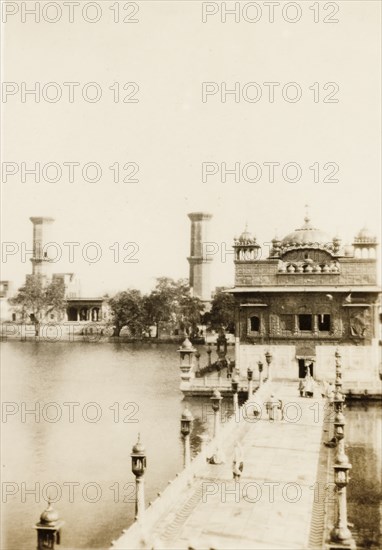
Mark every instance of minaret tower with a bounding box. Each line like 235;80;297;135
187;212;213;305
30;217;55;278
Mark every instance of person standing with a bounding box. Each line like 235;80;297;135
266;394;279;421
232;442;244;481
226;357;233;379
305;375;314;398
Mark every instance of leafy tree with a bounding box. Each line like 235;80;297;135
143;277;204;338
142;292;170;338
108;289;145;337
209;291;235;332
9;275;66;335
178;293;205;336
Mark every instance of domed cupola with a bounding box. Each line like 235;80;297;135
235;224;257;245
270;232;282;257
354;227;377;244
353;227;378;259
281;216;332;249
233;224;261;261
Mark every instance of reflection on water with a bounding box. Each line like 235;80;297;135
346;402;382;550
1;342;380;549
1;342;188;550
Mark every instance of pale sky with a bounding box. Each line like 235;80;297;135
1;1;381;296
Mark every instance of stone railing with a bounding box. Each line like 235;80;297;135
110;382;272;549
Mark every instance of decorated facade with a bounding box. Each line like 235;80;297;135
230;216;381;388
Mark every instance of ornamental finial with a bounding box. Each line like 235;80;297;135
304;203;310;223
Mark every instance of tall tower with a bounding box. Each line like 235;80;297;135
30;217;55;278
187;212;213;304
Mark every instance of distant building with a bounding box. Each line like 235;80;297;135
229;215;381;388
0;281;15;322
4;217;110;326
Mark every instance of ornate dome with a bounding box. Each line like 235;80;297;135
180;337;194;350
237;224;256;244
281;216;332;247
40;503;59;526
132;434;145;454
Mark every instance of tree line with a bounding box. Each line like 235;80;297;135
8;274;235;338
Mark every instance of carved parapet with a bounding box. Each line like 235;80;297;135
277;260;340;274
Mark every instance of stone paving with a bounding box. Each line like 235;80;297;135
113;382;326;550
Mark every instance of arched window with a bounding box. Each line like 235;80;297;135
250;316;260;332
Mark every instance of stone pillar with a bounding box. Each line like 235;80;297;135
258;361;264;386
135;477;145;523
131;435;146;525
29;217;55;278
213;407;220;440
181;408;193;469
234;336;240;376
187;212;213;305
247;368;253;400
232;378;239;417
313;314;319;336
183;434;191;468
211;389;222;440
207;344;212;367
294;315;299;334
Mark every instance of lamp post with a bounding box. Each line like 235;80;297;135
265;351;273;381
207;344;212;367
330;414;355;549
34;501;64;550
178;337;197;390
217;355;223;386
195;351;201;373
333;390;345;416
247;367;253;400
231;376;239;415
329;349;355;549
210;389;223;440
131;434;146;524
257;361;264;387
180;408;193;468
208;388;225;464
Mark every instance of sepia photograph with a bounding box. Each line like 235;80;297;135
0;1;381;549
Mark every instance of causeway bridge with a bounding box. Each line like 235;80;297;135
110;381;337;550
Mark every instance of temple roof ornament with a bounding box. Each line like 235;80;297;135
354;227;377;244
281;216;332;248
234;224;258;246
39;502;60;526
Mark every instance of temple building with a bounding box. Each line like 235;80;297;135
229;215;381;389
